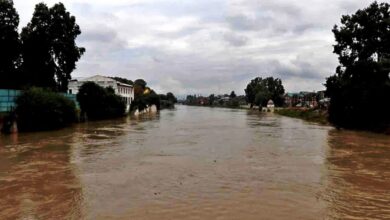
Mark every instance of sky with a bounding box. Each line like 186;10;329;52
14;0;376;96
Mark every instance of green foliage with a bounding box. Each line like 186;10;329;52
208;94;215;105
134;79;147;89
184;93;245;109
159;92;177;109
110;77;133;85
276;108;328;125
15;87;77;131
133;79;147;98
0;0;22;89
130;79;162;111
254;90;270;107
77;82;126;120
21;2;84;92
132;89;161;111
230;91;237;98
226;98;240;108
326;1;390;130
245;77;285;108
166;92;177;103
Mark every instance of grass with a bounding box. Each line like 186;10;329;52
275;108;329;125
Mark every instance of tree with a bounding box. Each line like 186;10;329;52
49;3;85;91
16;87;77;131
245;76;285;108
76;82;126;120
21;2;84;91
230;91;237;98
133;79;147;98
166;92;177;103
254;90;270;108
0;0;21;89
325;1;390;130
208;94;215;105
111;76;133;85
21;3;54;89
134;79;147;89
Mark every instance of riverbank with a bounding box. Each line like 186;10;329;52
275;108;329;125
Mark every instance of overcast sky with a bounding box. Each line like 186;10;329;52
14;0;375;95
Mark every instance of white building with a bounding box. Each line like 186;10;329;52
267;99;275;108
68;75;134;112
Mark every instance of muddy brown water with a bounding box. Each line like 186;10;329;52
1;105;390;220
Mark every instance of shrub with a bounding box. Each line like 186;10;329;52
276;108;328;125
131;91;161;112
15;87;77;131
76;82;126;120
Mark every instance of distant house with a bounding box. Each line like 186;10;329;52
68;75;134;112
284;93;300;107
267;99;275;108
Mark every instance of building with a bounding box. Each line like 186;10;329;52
267;99;275;108
68;75;134;112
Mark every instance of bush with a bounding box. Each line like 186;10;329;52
131;91;161;112
15;87;77;131
77;82;126;120
276;108;328;125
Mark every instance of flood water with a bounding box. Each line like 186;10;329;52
1;105;390;219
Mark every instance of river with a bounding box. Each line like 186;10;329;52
0;105;390;219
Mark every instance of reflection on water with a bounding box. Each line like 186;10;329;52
0;134;83;219
0;105;389;219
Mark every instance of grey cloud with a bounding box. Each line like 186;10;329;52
79;27;118;42
226;14;259;31
21;0;372;95
223;32;248;47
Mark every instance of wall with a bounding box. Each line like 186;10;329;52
0;89;79;113
0;90;21;112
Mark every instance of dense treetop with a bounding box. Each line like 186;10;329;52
0;0;21;89
0;1;84;91
326;1;390;130
245;77;285;109
21;2;85;91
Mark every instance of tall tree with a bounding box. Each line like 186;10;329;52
21;2;84;91
166;92;177;103
245;76;285;108
49;3;85;91
0;0;21;89
230;91;237;98
21;3;54;89
325;1;390;130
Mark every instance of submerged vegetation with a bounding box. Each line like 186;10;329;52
325;2;390;132
77;82;126;120
276;108;328;125
16;87;77;131
245;77;285;109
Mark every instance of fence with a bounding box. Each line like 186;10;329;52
0;90;21;112
0;89;79;113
